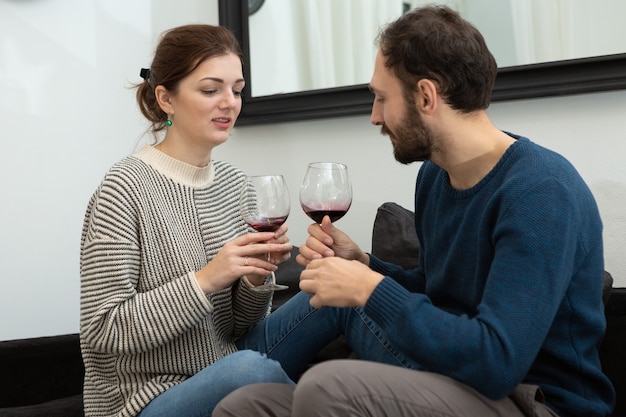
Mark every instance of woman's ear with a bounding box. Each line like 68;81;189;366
415;79;438;115
155;85;173;115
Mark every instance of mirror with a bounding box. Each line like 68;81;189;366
219;0;626;126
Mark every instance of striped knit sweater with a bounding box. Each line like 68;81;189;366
79;145;272;417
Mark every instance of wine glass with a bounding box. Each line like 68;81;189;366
300;162;352;224
239;175;291;292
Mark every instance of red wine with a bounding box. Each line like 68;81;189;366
247;216;288;232
303;209;348;223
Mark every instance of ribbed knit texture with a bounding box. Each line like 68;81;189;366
365;136;615;417
80;146;272;417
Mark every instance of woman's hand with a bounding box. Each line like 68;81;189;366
195;223;292;293
296;215;369;266
265;223;292;266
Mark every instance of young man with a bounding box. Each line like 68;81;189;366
214;5;615;417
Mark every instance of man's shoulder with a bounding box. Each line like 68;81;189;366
507;138;583;185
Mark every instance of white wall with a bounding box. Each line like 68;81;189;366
1;0;625;341
0;0;220;341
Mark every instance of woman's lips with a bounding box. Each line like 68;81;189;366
212;117;231;128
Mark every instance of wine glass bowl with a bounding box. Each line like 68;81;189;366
300;162;352;224
239;175;290;291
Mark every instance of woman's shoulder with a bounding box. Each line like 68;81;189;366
91;154;155;201
211;159;246;181
212;159;242;173
104;154;151;182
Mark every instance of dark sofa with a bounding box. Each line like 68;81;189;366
1;202;624;416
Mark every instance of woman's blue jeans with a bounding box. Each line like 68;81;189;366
137;349;292;417
139;291;416;416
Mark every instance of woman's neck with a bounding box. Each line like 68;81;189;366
155;138;212;167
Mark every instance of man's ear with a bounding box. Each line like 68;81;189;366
155;85;174;115
415;79;438;115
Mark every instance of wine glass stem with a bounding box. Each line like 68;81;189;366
267;252;276;286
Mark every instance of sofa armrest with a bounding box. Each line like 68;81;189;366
0;334;84;408
601;288;626;416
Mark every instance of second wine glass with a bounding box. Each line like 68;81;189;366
300;162;352;224
239;175;290;292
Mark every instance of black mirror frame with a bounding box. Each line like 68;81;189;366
219;0;626;126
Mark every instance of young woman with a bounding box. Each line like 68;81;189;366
79;24;294;417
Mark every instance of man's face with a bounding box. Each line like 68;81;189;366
385;96;434;164
370;50;435;164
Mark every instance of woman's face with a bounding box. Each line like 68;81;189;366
167;52;244;150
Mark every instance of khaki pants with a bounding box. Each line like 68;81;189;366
213;360;560;417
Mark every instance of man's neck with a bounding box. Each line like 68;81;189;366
432;112;515;190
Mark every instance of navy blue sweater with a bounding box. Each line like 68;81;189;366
365;135;615;416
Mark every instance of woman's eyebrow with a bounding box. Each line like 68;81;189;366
200;77;245;85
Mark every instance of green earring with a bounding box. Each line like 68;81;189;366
166;119;172;127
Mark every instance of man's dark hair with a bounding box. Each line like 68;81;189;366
377;5;497;112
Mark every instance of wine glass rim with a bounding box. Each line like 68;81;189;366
245;174;286;180
307;162;348;170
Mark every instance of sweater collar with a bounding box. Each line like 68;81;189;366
135;145;215;188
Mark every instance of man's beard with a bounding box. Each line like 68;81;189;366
381;101;434;164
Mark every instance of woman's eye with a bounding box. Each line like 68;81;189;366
202;89;218;95
233;90;243;97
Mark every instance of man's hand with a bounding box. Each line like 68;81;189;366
299;256;384;308
296;215;369;266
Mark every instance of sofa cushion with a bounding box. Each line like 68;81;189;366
371;202;420;269
603;271;614;306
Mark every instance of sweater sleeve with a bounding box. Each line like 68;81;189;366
364;177;594;400
368;255;425;293
230;277;272;338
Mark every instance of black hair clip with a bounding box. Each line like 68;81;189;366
140;68;151;81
